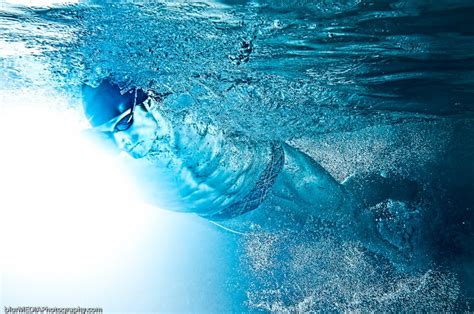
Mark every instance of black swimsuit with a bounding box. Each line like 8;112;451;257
201;142;285;221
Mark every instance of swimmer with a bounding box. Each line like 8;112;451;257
82;78;420;263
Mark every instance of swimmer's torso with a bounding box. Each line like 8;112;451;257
124;97;275;218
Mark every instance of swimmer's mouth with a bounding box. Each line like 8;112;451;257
125;139;157;158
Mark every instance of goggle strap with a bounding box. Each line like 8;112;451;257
133;87;138;110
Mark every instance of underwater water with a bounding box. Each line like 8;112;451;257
1;0;473;312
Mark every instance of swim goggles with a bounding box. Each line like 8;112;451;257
94;106;136;133
94;88;148;133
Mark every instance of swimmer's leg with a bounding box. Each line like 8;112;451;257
270;143;350;224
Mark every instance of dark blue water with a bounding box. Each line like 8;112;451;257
1;0;473;311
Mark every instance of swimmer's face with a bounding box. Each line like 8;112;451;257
112;101;159;158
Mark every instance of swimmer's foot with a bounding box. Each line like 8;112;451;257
355;199;423;271
373;199;421;258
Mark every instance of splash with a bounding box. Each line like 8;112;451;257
241;229;461;312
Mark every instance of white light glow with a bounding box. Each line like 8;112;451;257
0;97;152;279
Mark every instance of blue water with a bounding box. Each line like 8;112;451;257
1;0;473;312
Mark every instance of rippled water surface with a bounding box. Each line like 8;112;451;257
1;0;473;312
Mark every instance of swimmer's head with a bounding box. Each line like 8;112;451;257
82;79;159;158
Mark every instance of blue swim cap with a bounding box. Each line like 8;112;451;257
82;78;148;127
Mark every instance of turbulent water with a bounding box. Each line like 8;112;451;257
1;0;473;312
